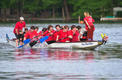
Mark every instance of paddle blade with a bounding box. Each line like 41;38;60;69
47;40;56;44
23;39;31;44
6;34;10;40
18;39;31;48
17;44;25;48
40;36;49;43
101;33;104;39
6;34;10;42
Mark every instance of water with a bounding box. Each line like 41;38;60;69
0;23;122;80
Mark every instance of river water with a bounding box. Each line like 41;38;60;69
0;23;122;80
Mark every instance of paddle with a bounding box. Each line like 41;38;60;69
18;33;42;48
30;31;56;47
29;36;49;47
29;31;51;47
17;39;31;48
46;37;68;44
39;36;49;43
18;36;49;48
6;34;10;42
101;33;104;39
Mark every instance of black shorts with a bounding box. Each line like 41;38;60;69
15;33;19;39
15;33;24;41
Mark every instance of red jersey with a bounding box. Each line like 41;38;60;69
68;30;73;36
38;31;42;35
71;30;79;42
24;30;38;39
53;30;60;41
57;30;69;42
68;30;79;42
84;16;95;30
43;30;55;41
68;30;73;42
38;31;43;37
13;21;26;34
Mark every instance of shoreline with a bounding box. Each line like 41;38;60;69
0;21;122;24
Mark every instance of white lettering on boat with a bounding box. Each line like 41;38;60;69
81;42;93;45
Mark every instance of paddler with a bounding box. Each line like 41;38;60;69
53;25;61;41
24;26;38;47
68;25;80;42
43;25;55;41
56;25;70;42
13;17;26;47
80;12;95;41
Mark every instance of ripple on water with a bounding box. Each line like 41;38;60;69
0;48;122;80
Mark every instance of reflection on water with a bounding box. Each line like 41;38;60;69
15;49;95;61
0;48;122;80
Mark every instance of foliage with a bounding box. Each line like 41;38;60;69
0;0;122;19
70;0;113;18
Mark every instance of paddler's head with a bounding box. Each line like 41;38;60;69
42;28;47;32
20;17;24;23
84;12;90;17
24;28;28;33
63;25;69;32
71;25;77;31
35;26;39;32
30;26;35;32
76;26;82;31
60;26;65;30
55;25;61;31
47;25;53;31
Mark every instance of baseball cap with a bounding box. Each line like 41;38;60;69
20;17;24;20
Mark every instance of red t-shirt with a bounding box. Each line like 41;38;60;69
57;30;69;42
38;31;42;35
13;21;26;34
43;30;55;41
53;30;61;41
84;16;95;30
24;30;38;39
67;30;73;42
38;31;43;37
71;30;79;42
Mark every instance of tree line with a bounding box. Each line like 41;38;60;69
0;0;122;22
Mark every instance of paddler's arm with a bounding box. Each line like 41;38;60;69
24;21;26;29
15;29;19;35
15;23;19;35
84;20;91;29
68;35;73;39
56;35;59;41
24;37;26;41
23;33;28;40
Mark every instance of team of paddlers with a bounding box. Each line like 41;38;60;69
13;12;95;47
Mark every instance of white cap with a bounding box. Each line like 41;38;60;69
20;17;24;21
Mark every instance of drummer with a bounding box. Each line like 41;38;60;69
80;12;95;41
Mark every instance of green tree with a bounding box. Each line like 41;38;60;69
69;0;113;19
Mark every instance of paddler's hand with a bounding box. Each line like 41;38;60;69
88;26;91;29
17;32;19;35
39;36;43;39
50;33;53;35
68;35;73;39
56;35;59;41
56;39;58;41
